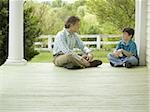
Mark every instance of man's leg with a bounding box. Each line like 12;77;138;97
107;53;124;67
53;54;87;68
81;54;102;67
53;54;71;67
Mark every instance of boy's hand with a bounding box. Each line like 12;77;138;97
113;51;120;57
113;49;123;57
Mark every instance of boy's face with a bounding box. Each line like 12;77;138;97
69;21;80;32
122;32;132;41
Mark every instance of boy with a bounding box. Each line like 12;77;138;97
107;27;139;68
53;16;102;69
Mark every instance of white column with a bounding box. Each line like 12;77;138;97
135;0;147;65
5;0;27;65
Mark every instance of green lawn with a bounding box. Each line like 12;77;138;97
30;49;112;63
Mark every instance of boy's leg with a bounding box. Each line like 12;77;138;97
125;56;139;66
107;53;124;66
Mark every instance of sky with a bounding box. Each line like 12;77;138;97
32;0;77;3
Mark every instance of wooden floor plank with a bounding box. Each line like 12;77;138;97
0;63;149;112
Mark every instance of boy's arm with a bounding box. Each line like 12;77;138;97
121;49;133;57
115;41;121;51
120;42;137;57
113;42;122;57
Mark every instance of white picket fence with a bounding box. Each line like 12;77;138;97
34;34;121;51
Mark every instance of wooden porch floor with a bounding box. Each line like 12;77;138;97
0;63;149;112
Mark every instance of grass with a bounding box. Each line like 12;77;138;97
30;51;53;63
30;49;112;63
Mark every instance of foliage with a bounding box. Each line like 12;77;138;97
86;0;135;31
24;3;42;61
25;0;135;35
25;0;102;35
24;0;135;35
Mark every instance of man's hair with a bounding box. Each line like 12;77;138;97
65;16;80;28
123;27;135;38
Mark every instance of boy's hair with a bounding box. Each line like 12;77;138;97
65;16;80;28
123;27;134;38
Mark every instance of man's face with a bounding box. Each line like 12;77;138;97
70;21;80;32
122;32;132;41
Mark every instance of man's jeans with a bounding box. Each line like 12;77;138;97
53;54;87;68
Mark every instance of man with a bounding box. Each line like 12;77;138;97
107;27;139;68
53;16;102;69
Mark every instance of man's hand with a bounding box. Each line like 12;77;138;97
87;53;93;62
81;57;90;66
82;53;93;62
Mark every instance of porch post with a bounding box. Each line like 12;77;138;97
135;0;147;65
5;0;27;65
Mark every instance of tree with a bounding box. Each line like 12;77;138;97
26;1;76;35
24;3;42;61
87;0;135;31
51;0;66;8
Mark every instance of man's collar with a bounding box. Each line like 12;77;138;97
64;28;74;36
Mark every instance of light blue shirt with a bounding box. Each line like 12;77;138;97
53;28;91;55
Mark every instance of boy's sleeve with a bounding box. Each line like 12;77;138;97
129;42;137;56
116;41;121;50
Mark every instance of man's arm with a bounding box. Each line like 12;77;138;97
74;34;93;61
74;34;91;53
